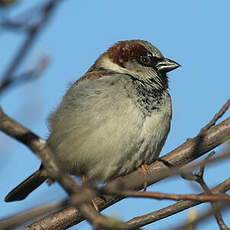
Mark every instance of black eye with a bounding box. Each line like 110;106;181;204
138;53;162;67
138;55;152;66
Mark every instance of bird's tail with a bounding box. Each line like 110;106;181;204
5;169;47;202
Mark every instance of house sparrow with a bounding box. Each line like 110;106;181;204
5;40;180;202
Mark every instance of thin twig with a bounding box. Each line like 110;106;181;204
0;186;97;230
198;179;229;230
164;205;229;230
200;99;230;133
0;0;59;95
194;152;229;230
0;201;67;230
0;56;50;94
0;107;141;230
181;150;229;230
1;89;229;229
102;189;230;203
26;117;230;230
126;178;230;228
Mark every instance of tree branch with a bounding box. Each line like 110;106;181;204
0;0;59;95
0;107;141;230
127;178;230;228
0;201;67;230
26;117;230;229
104;190;230;203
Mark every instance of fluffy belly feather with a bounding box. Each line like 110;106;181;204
48;78;172;183
49;99;171;183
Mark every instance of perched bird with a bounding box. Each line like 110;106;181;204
5;40;180;202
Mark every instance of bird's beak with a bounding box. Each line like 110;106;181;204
156;58;180;73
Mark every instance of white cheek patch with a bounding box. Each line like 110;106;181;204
100;57;127;74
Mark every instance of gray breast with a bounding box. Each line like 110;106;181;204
47;75;172;182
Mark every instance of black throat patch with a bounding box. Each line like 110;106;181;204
130;74;168;116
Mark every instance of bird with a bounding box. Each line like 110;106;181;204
5;40;180;202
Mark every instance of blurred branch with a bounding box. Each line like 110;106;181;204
185;209;198;230
0;201;67;230
2;104;229;230
0;0;60;96
127;178;230;228
102;189;230;203
0;1;138;228
182;151;230;230
198;182;229;230
0;107;141;230
1;8;230;226
26;105;230;229
0;20;28;32
0;56;50;93
165;204;229;230
0;0;18;7
1;186;132;230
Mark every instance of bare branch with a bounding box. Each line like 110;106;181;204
0;107;141;230
0;201;67;230
26;117;230;229
0;56;50;94
0;0;59;95
192;152;229;230
102;189;230;203
127;178;230;228
165;205;229;230
200;99;230;133
198;180;229;230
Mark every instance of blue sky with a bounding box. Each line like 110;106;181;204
0;0;230;229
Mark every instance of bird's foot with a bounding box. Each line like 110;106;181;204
138;164;149;191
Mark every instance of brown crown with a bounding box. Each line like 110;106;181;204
106;40;148;68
